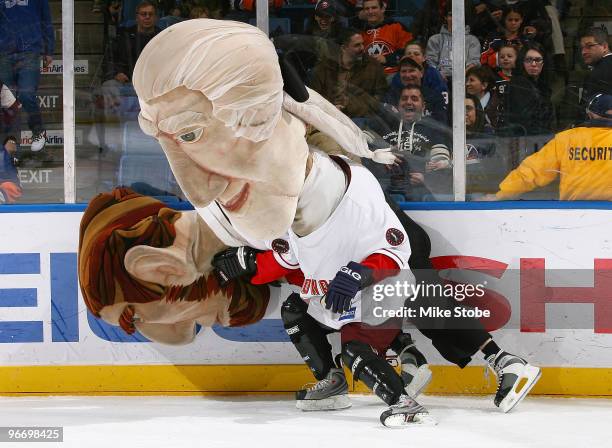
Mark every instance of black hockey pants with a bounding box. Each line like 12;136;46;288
385;194;491;368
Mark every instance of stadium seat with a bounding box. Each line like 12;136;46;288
249;17;291;35
158;15;184;30
391;0;426;15
393;15;415;30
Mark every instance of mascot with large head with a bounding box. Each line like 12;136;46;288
78;20;392;340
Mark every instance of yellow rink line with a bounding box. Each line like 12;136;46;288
0;365;611;396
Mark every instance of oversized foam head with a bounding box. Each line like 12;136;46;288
78;187;269;335
133;20;310;240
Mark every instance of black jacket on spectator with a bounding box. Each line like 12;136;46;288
466;96;496;159
503;73;553;135
110;25;161;80
368;115;452;201
379;117;451;158
479;88;505;130
582;53;612;107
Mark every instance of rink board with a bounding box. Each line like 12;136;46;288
0;205;611;395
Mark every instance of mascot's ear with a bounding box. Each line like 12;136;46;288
124;245;198;287
279;53;309;103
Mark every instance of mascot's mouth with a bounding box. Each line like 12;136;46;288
220;183;250;212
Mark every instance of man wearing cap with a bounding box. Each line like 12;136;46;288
383;56;448;125
306;1;342;65
312;1;339;36
310;27;387;121
490;94;612;201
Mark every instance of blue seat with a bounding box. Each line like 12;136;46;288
393;15;415;30
249;17;291;35
158;15;184;30
119;0;140;27
391;0;426;14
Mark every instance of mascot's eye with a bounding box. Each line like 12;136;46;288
177;128;204;144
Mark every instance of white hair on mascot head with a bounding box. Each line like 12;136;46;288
134;20;284;143
133;19;395;162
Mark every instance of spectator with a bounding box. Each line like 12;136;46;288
383;56;448;125
579;27;612;111
308;1;342;38
480;6;531;70
412;0;478;43
370;84;452;201
466;93;494;137
0;0;55;152
470;1;505;43
310;27;387;121
496;43;518;81
425;5;481;82
487;93;612;201
360;0;413;76
465;93;497;196
466;65;504;129
1;80;20;144
474;1;551;48
465;93;495;158
307;1;342;62
401;41;448;99
0;136;22;204
491;43;518;102
94;1;161;152
111;1;161;83
274;2;343;83
503;42;553;136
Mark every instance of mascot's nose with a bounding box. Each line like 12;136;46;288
164;147;230;207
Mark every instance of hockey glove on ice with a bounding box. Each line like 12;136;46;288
324;261;371;314
212;246;259;287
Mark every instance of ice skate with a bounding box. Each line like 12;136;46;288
380;394;436;427
295;368;351;411
486;351;542;413
395;334;432;398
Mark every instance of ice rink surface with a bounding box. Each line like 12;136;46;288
1;394;610;448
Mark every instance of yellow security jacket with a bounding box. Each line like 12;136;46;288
497;122;612;200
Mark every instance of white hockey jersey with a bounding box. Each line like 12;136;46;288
196;153;412;330
289;153;411;329
195;202;297;270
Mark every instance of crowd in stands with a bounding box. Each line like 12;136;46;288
1;0;610;203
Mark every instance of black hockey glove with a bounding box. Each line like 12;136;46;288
211;246;259;287
324;261;372;314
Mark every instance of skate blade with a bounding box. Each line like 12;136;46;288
406;364;433;398
296;394;352;411
381;412;437;428
500;364;542;413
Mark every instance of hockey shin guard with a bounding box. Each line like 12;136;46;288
281;293;335;381
342;340;405;405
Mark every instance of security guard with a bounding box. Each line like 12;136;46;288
491;94;612;201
